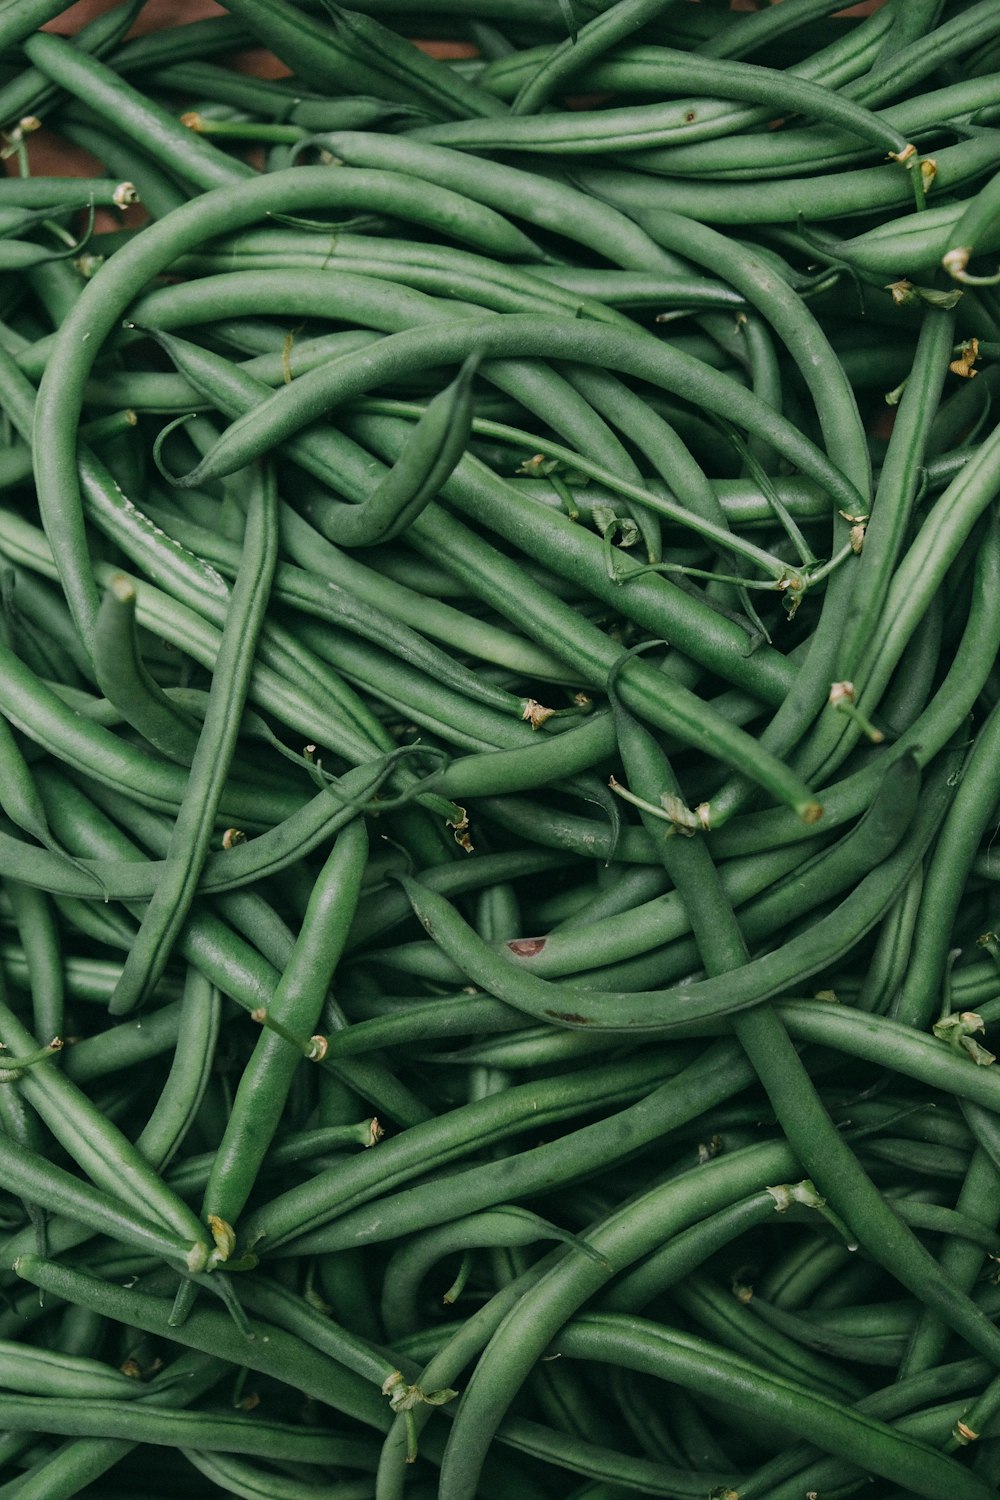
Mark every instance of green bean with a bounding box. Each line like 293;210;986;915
433;1138;798;1499
893;700;1000;1030
393;750;949;1035
855;866;924;1015
0;752;402;902
548;1315;995;1500
695;0;883;61
449;748;899;985
32;167;553;654
509;0;683;116
944;159;1000;286
411;50;917;158
0;176;138;213
134;966;221;1172
515;264;747;312
171;232;635;328
203;816;368;1232
631;70;1000;180
898;1147;1000;1378
11;1253;393;1434
0;1003;209;1257
0;1351;230;1500
242;1042;747;1254
294;131;689;273
848;418;1000;766
771;1000;1000;1114
710;505;1000;859
0;1137;206;1270
92;572;201;764
670;1271;865;1399
0;0;143;130
807;202;1000;280
32;774;432;1138
105;459;278;1015
48;108;191;223
133;332;797;693
562;181;871;496
332;351;480;544
23;32;253;192
316;2;508;121
568;134;1000;226
166;1120;381;1198
380;1207;595;1340
150;59;423;131
76;489;396;762
156;335;480;550
843;0;1000;111
3;882;63;1048
60;997;188;1086
151;311;653;510
743;1293;903;1367
109;14;254;73
0;1340;140;1401
139;337;818;810
480;0;896;122
0;1389;375;1462
797;304;956;782
181;1450;378;1500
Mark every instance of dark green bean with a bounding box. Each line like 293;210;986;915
547;1315;994;1500
105;459;278;1015
569;134;1000;225
23;32;253;192
0;995;212;1265
670;1271;865;1398
92;572;201;764
394;750;948;1035
412;48;917;156
10;1252;396;1434
32;165;556;653
203;815;368;1233
242;1042;748;1254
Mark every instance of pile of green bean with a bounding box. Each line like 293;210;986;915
3;0;1000;1494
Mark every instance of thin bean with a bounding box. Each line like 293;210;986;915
669;1271;865;1399
12;1253;394;1434
32;166;554;652
395;750;949;1035
409;53;917;157
106;459;278;1015
0;1390;376;1463
242;1043;745;1254
567;135;1000;226
549;1315;994;1500
92;572;201;764
509;0;683;116
203;816;368;1231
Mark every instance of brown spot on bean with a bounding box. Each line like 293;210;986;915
508;937;547;958
544;1011;593;1025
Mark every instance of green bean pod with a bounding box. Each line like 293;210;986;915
106;460;279;1016
203;815;369;1232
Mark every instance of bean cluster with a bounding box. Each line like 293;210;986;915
2;1;1000;1497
